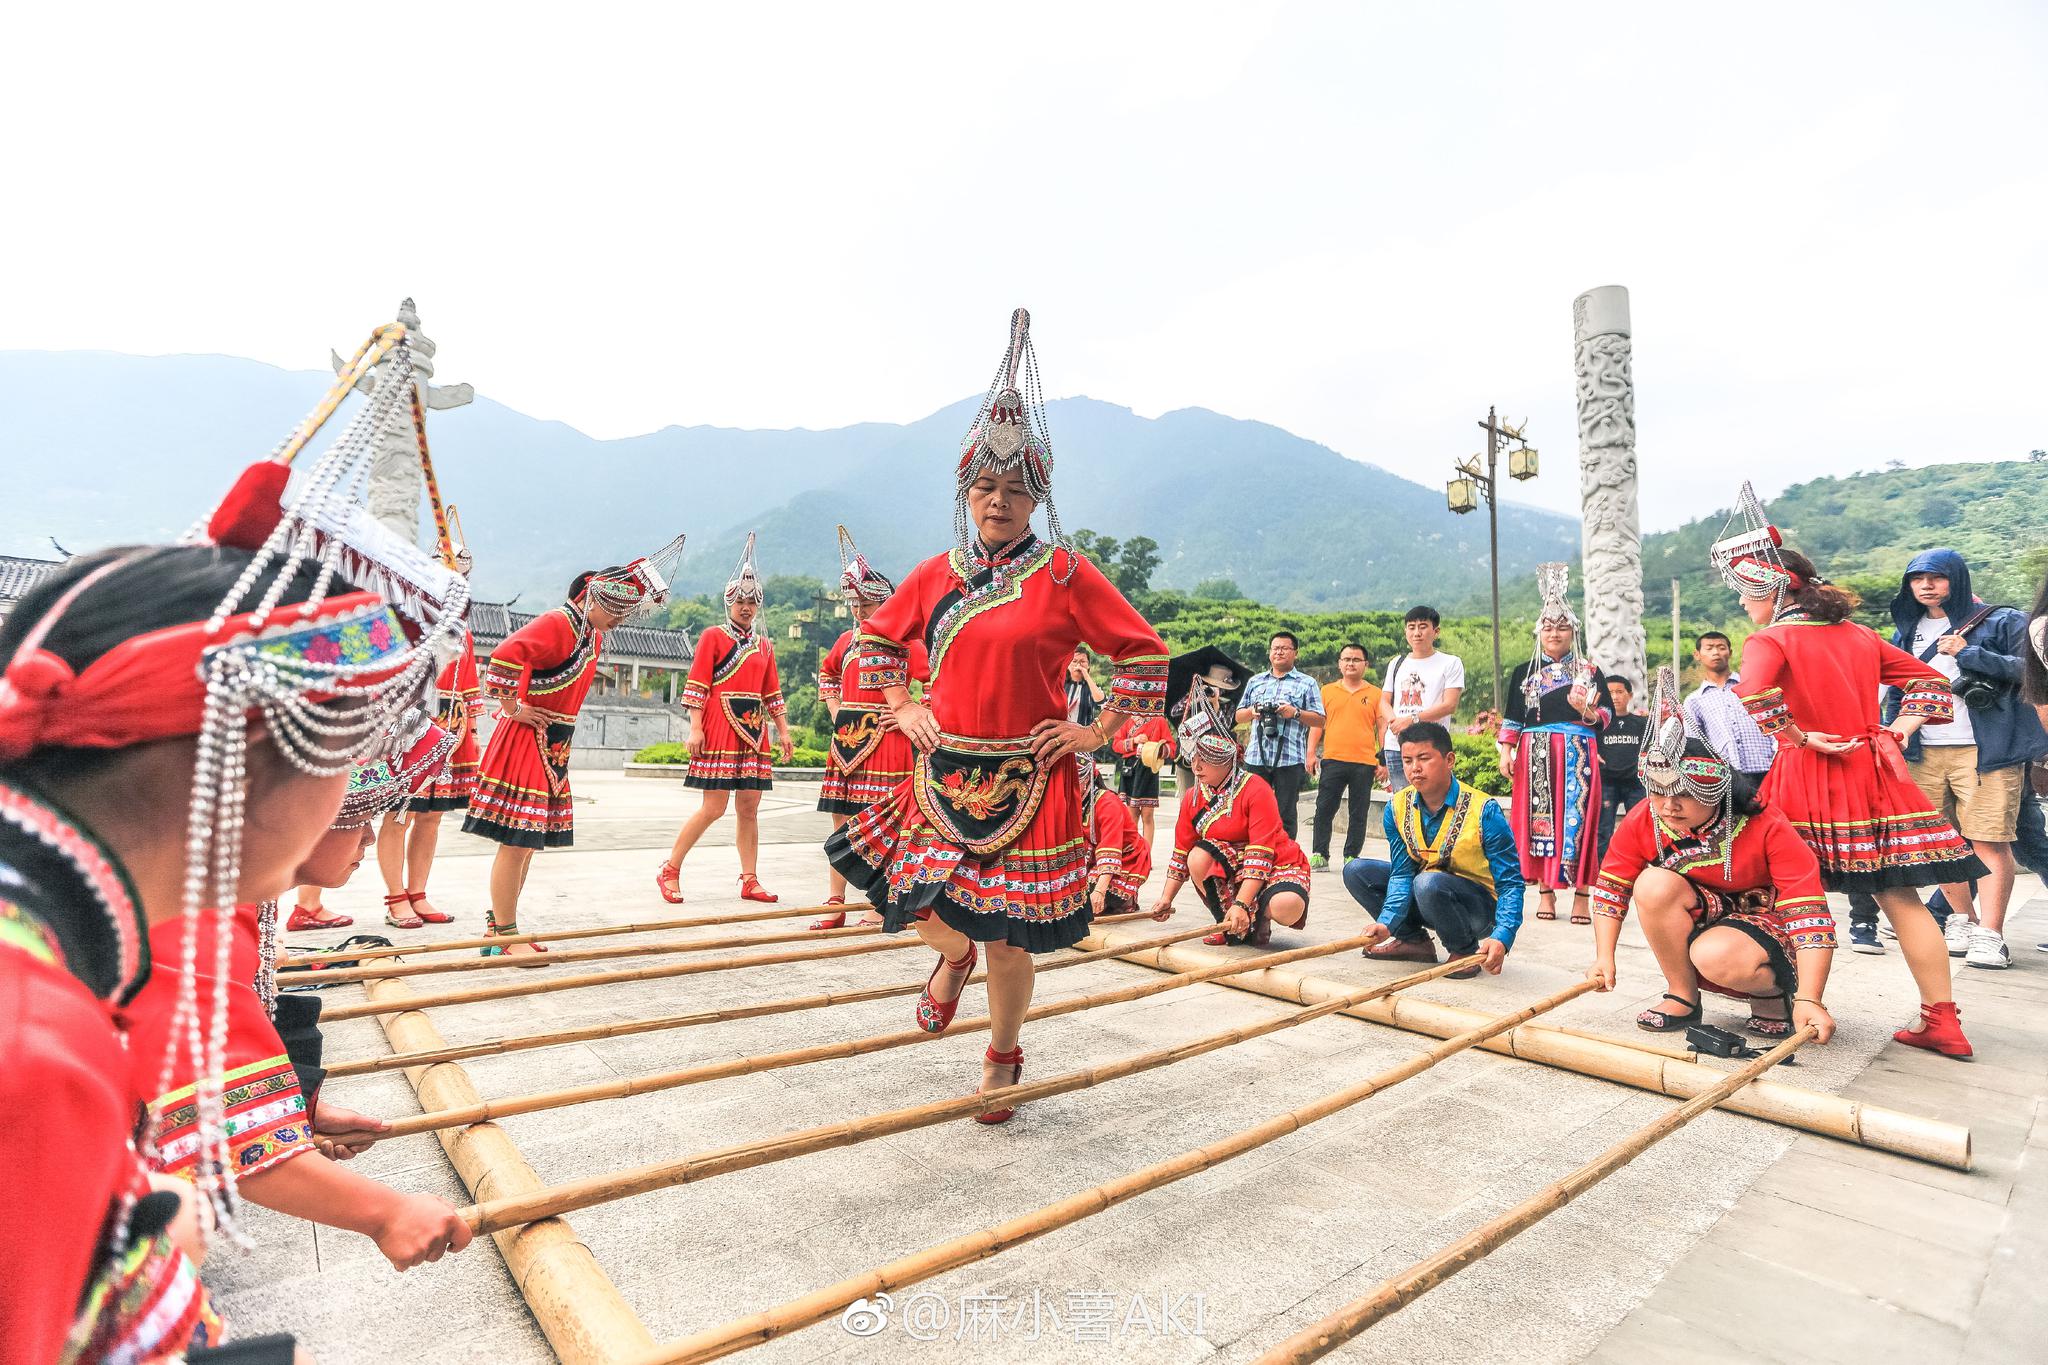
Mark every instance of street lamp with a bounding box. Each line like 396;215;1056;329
1443;408;1540;716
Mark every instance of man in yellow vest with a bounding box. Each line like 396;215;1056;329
1345;722;1525;979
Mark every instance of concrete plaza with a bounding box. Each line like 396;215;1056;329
211;771;2048;1363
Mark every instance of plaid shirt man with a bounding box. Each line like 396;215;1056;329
1685;677;1777;776
1240;668;1324;767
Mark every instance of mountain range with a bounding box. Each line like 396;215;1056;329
0;350;1580;610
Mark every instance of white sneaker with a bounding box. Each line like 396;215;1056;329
1965;927;2011;970
1943;914;1976;957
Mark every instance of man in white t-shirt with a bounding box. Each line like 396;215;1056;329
1377;605;1465;792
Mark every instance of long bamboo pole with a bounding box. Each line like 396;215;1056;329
315;911;1155;1023
460;957;1481;1235
290;922;878;986
1257;1029;1813;1363
369;978;656;1363
1078;926;1971;1170
285;901;856;966
629;979;1598;1364
326;922;1218;1078
383;930;1387;1137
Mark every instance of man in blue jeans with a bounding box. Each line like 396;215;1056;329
1345;722;1525;980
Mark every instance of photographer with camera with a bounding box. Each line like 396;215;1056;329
1235;631;1323;840
1879;549;2048;969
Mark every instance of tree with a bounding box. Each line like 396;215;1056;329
1117;536;1161;594
1918;495;1959;528
1070;529;1120;571
1193;577;1242;601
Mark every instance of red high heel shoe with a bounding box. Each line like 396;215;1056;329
1894;1001;1973;1059
382;892;424;929
914;943;978;1034
810;895;848;930
738;874;778;904
975;1045;1024;1125
287;903;353;932
655;861;684;905
407;890;454;924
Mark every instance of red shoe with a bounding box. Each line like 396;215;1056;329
810;896;848;931
655;861;684;905
975;1044;1024;1125
287;905;353;932
382;893;424;929
738;874;778;904
408;891;454;924
915;944;978;1034
1894;1001;1973;1059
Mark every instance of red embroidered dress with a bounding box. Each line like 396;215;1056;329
409;630;481;811
827;538;1169;951
1088;787;1153;908
463;605;604;849
1734;614;1984;890
1592;802;1834;999
1110;714;1174;809
1167;768;1311;916
682;623;785;791
818;628;930;815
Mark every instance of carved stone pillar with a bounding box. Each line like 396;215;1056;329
340;299;472;547
1572;285;1646;691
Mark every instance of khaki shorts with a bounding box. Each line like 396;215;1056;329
1910;745;2023;843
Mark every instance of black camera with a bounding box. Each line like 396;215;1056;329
1254;701;1285;743
1952;670;2008;712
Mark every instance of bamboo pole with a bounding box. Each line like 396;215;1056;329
383;930;1387;1137
317;912;1154;1023
460;957;1482;1235
284;901;857;966
369;977;656;1364
290;922;879;987
630;980;1598;1364
326;922;1219;1079
1258;1029;1813;1363
1077;926;1971;1170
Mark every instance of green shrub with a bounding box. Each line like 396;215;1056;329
1451;733;1510;798
633;742;690;764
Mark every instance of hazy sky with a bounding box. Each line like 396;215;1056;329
3;2;2042;530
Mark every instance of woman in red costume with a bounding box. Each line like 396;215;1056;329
659;533;797;906
812;526;927;928
465;542;680;961
1110;710;1173;845
1080;753;1153;915
1148;681;1312;945
1587;669;1837;1042
1713;484;1984;1058
826;309;1170;1123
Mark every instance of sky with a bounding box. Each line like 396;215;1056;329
1;1;2042;531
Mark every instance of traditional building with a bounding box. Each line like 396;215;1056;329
0;554;65;630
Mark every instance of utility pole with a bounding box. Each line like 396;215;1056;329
1446;406;1540;717
1671;577;1682;687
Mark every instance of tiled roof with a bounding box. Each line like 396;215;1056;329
0;554;65;602
469;600;694;664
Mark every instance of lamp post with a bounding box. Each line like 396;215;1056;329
1445;406;1540;715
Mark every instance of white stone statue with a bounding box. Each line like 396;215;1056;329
333;298;473;548
1573;285;1646;691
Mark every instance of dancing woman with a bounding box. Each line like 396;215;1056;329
1149;681;1311;945
659;534;796;905
1498;562;1612;925
1109;710;1174;845
1715;484;1984;1058
1587;669;1837;1042
466;545;680;960
812;527;927;927
826;309;1169;1123
1081;753;1153;916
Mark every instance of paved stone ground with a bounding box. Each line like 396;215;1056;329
211;772;2048;1362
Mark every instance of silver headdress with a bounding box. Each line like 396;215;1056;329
1637;665;1739;872
1710;481;1793;610
1523;562;1588;707
586;533;687;620
954;308;1070;579
1175;678;1240;773
836;524;895;607
724;531;764;607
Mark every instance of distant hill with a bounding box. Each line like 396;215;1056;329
0;350;1578;612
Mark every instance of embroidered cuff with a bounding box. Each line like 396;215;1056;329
1498;720;1523;743
1093;849;1124;876
1589;875;1631;920
1742;687;1791;735
1109;654;1170;717
153;1057;314;1182
817;675;842;701
766;691;787;719
680;679;710;710
1239;844;1276;883
856;644;910;692
1167;847;1189;879
481;661;523;701
1900;684;1956;724
1779;900;1837;950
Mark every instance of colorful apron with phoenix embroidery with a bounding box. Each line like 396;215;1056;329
818;629;928;815
682;623;785;791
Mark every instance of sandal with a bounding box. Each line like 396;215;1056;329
655;860;684;905
407;890;454;925
480;913;551;967
810;896;848;931
382;893;424;930
1637;993;1702;1033
914;943;978;1034
974;1044;1024;1125
1570;912;1593;926
738;873;779;904
1747;993;1795;1039
287;904;354;932
1534;906;1559;921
